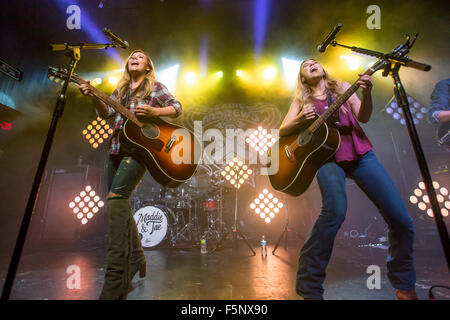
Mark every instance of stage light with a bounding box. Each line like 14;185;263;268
250;189;283;223
220;156;252;189
93;77;102;85
156;64;179;93
281;57;301;90
69;186;104;225
0;91;16;109
216;71;223;78
82;117;114;149
262;67;276;81
254;0;270;58
409;181;449;217
236;70;243;77
384;96;427;126
184;72;197;85
246;126;276;156
108;76;119;85
340;55;360;70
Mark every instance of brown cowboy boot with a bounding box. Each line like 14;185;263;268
396;289;419;300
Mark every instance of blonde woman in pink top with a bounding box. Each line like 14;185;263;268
280;59;417;300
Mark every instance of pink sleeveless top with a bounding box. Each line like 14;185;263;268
313;98;373;162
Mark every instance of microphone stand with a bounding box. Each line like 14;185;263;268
1;40;123;300
329;34;450;271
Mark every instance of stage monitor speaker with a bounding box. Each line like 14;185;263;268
39;165;105;241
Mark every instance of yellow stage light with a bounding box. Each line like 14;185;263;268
82;117;113;149
93;77;102;85
340;55;360;70
236;70;243;77
216;71;223;78
184;72;197;85
246;126;276;156
281;57;301;89
262;67;276;81
156;64;179;93
108;76;119;85
250;190;283;223
409;180;450;218
220;156;252;189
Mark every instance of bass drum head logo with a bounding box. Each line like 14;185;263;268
133;206;168;247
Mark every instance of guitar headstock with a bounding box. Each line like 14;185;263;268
47;66;82;85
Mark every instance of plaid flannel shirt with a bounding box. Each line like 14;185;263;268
427;78;449;124
100;81;182;155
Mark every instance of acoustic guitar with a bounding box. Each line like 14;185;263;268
268;59;387;196
47;66;201;188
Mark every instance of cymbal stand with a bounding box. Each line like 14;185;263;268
210;188;255;255
171;198;198;245
202;189;228;241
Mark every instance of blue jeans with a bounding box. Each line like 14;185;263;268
296;150;416;299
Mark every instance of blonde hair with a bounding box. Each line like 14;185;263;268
294;59;347;112
116;49;156;101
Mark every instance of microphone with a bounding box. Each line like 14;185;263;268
317;23;342;53
103;28;129;49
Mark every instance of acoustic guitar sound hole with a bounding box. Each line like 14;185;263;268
297;130;312;146
141;123;160;139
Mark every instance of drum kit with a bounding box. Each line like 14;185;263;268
131;164;232;249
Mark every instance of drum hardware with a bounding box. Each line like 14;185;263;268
201;198;217;211
171;199;200;244
200;189;229;242
209;187;256;255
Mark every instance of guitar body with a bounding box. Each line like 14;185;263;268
268;122;340;196
119;118;200;188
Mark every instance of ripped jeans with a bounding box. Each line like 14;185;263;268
99;154;146;299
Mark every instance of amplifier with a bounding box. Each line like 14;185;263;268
38;165;106;241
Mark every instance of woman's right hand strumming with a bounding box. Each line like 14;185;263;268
279;101;316;137
298;104;316;121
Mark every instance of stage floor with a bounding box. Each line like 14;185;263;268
1;238;449;300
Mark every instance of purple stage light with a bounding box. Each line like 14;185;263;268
254;0;271;59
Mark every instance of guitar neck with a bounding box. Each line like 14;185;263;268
309;68;374;132
76;78;143;127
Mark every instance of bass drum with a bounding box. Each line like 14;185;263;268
133;205;176;248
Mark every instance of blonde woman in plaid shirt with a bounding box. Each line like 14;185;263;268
80;49;182;299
